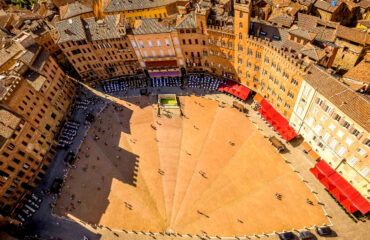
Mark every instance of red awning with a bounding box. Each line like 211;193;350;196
258;99;297;142
329;173;360;200
330;188;347;202
352;195;370;215
312;161;370;215
341;198;358;214
310;167;325;180
320;177;336;190
145;60;178;68
217;81;250;100
316;160;335;177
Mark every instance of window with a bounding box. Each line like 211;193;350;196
160;49;164;56
336;130;345;139
284;103;290;109
45;124;51;131
17;170;25;177
291;78;298;86
23;163;30;170
165;39;170;46
336;146;347;157
333;114;341;122
148;40;153;47
363;138;370;148
296;107;303;116
174;38;179;45
342;121;350;129
345;137;354;146
239;12;243;18
351;128;360;137
151;50;156;57
320;115;327;123
7;166;15;172
359;166;369;178
131;41;137;48
357;147;367;157
256;52;261;59
329;139;339;149
314;124;322;134
156;40;162;47
307;117;314;126
168;49;173;56
347;156;359;167
322;132;330;142
328;123;336;131
239;22;243;29
304;87;310;96
51;113;56;119
143;50;148;57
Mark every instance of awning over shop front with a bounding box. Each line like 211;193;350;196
257;99;298;142
145;60;178;68
302;142;312;152
218;80;250;100
315;159;335;176
149;71;181;78
308;150;320;161
310;160;370;215
253;93;264;103
309;167;325;180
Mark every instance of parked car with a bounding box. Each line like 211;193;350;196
279;232;296;240
269;136;286;152
316;226;332;236
51;178;63;193
299;231;315;239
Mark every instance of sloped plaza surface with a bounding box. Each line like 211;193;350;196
54;95;329;236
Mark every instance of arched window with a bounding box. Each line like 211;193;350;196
239;33;243;40
239;22;243;29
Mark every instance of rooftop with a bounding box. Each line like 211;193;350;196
176;11;197;29
103;0;177;13
59;1;93;20
85;15;124;41
132;18;175;35
304;65;370;132
0;107;20;148
314;0;342;13
343;54;370;84
0;43;22;68
55;16;86;43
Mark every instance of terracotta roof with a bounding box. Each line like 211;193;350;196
0;43;22;68
59;2;92;20
176;11;197;29
55;16;86;43
268;13;294;27
18;44;41;66
336;25;370;45
288;26;317;40
85;15;124;41
300;43;326;60
304;65;370;131
357;0;370;9
0;108;20;140
103;0;177;13
314;0;342;12
132;18;175;35
343;55;370;84
358;20;370;29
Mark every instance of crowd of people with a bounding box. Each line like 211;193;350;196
151;76;182;87
186;74;222;91
57;120;81;149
